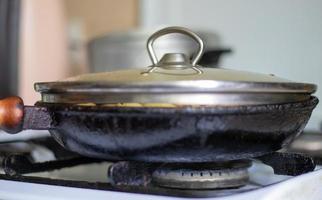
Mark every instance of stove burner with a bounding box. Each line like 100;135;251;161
152;160;251;189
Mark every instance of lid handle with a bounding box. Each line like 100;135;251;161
147;26;205;67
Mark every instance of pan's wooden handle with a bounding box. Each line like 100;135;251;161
0;97;24;134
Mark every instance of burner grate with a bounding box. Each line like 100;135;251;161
0;136;317;198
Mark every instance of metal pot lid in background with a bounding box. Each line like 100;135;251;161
35;27;316;106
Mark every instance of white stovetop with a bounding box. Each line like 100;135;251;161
0;131;321;200
0;168;321;200
0;130;50;142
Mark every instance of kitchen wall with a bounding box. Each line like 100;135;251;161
18;0;138;104
65;0;138;41
139;0;322;130
19;0;69;104
64;0;138;76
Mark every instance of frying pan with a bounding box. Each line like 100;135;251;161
0;96;317;163
0;27;318;163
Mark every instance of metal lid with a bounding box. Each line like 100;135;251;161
35;27;316;106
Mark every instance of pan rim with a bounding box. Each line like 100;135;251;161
35;96;318;115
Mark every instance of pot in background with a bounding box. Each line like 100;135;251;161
88;28;231;72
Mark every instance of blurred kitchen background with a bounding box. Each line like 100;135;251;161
0;0;322;130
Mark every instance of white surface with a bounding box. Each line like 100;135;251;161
0;169;321;200
139;0;322;130
0;130;50;142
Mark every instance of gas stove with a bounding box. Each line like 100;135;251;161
0;130;321;200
